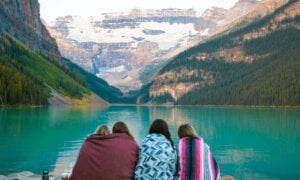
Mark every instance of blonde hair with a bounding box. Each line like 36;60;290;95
95;125;110;136
178;123;197;139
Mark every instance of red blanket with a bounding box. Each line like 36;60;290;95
69;133;139;180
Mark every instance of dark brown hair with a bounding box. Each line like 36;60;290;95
178;123;197;139
112;121;134;139
149;119;174;146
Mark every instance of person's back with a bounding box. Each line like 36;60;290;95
134;119;177;179
177;124;220;180
70;123;138;180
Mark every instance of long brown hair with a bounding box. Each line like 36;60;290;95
112;121;134;139
149;119;174;146
178;123;197;139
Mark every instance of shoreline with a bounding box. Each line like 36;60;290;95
1;102;300;109
110;103;300;109
0;171;66;180
0;171;235;180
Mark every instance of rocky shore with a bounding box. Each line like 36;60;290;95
0;171;235;180
0;171;63;180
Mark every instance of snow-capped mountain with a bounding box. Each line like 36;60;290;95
45;1;258;92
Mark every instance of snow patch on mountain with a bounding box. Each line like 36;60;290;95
64;17;199;50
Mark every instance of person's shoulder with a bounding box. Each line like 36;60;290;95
144;133;160;140
85;134;102;141
87;133;113;139
146;133;168;141
154;134;173;147
178;136;204;145
141;133;162;144
194;136;211;149
113;133;138;144
85;133;124;143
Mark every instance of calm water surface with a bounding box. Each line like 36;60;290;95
0;106;299;179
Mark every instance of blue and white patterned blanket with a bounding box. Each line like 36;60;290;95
134;133;177;179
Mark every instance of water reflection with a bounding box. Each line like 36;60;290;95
0;106;299;179
0;106;108;175
219;148;267;164
52;149;78;177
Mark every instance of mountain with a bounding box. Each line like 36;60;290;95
60;58;135;103
0;0;127;106
201;0;258;27
217;0;289;34
0;0;60;61
45;1;258;92
0;32;102;106
137;0;300;105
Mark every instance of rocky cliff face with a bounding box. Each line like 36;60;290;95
45;1;258;92
0;0;60;61
217;0;289;34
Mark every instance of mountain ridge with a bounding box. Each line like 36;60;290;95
137;0;300;105
45;0;258;92
0;0;128;106
0;32;102;106
0;0;60;61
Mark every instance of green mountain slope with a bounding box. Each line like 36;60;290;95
0;33;90;105
138;0;300;105
61;58;136;103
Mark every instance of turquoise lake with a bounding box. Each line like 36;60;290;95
0;106;299;179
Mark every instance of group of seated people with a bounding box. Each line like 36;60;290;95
69;119;220;180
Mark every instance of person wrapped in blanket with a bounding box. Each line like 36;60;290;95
69;122;138;180
134;119;177;179
176;123;221;180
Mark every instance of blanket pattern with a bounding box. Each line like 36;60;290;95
177;137;220;180
134;133;177;179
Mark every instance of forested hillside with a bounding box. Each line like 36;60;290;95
61;58;136;103
138;0;300;105
0;0;134;106
0;33;90;105
0;33;132;105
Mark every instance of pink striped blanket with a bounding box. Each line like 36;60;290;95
177;136;220;180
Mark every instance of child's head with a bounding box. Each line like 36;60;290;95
95;125;110;136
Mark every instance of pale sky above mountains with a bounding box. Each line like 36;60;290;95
39;0;239;21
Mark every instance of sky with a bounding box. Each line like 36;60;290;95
39;0;239;21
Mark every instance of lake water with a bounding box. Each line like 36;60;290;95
0;106;299;179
